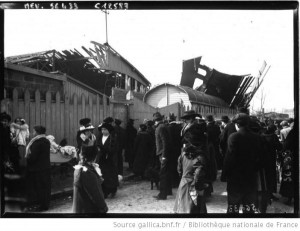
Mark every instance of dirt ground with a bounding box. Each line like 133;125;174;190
37;173;294;214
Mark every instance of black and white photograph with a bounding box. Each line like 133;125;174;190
0;0;298;224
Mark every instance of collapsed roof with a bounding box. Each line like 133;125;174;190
180;56;268;109
5;42;151;96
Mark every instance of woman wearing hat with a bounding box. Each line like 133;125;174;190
97;122;119;198
174;124;209;213
73;145;108;214
25;125;51;211
10;117;30;174
180;110;202;144
76;118;97;161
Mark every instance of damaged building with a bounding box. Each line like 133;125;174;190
144;56;268;119
2;41;155;145
5;41;151;98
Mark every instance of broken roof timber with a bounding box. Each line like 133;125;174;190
90;41;151;87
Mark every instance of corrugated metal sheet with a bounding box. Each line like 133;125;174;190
144;83;229;109
167;85;190;106
179;85;229;108
144;84;168;108
144;83;190;108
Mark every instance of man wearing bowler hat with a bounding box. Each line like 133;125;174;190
222;113;263;213
153;112;172;200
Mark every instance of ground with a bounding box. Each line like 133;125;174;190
4;168;295;215
39;173;294;214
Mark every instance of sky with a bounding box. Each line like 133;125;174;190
4;8;295;112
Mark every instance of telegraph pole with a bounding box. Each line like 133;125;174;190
101;10;109;44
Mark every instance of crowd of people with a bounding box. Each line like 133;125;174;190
0;107;295;214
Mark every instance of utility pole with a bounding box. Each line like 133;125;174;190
101;10;109;44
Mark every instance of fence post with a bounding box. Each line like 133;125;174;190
64;93;70;144
55;92;61;142
73;93;78;146
103;95;107;119
12;88;18;119
46;91;51;135
24;89;30;126
88;95;93;119
35;90;41;126
96;95;100;124
81;93;86;120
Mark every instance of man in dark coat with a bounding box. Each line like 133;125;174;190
206;115;221;173
261;125;282;207
220;115;237;182
25;125;51;211
133;124;153;178
219;115;237;158
124;119;137;170
114;118;125;176
222;113;264;214
153;112;172;200
168;117;183;188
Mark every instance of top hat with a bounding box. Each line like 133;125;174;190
180;110;200;120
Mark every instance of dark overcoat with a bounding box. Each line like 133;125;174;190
223;127;263;192
133;131;153;175
26;137;51;208
73;163;108;213
97;134;119;190
174;145;207;213
124;124;137;164
155;122;170;158
26;137;51;172
261;132;282;193
168;122;183;187
114;125;125;175
219;122;237;155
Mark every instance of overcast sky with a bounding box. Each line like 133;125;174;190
4;9;295;112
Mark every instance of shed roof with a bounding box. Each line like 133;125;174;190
144;83;229;108
179;85;229;108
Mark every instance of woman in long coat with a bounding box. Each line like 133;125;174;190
174;124;208;213
73;145;108;214
25;125;51;211
97;122;119;198
132;124;153;177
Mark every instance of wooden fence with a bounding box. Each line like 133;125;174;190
1;88;110;146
